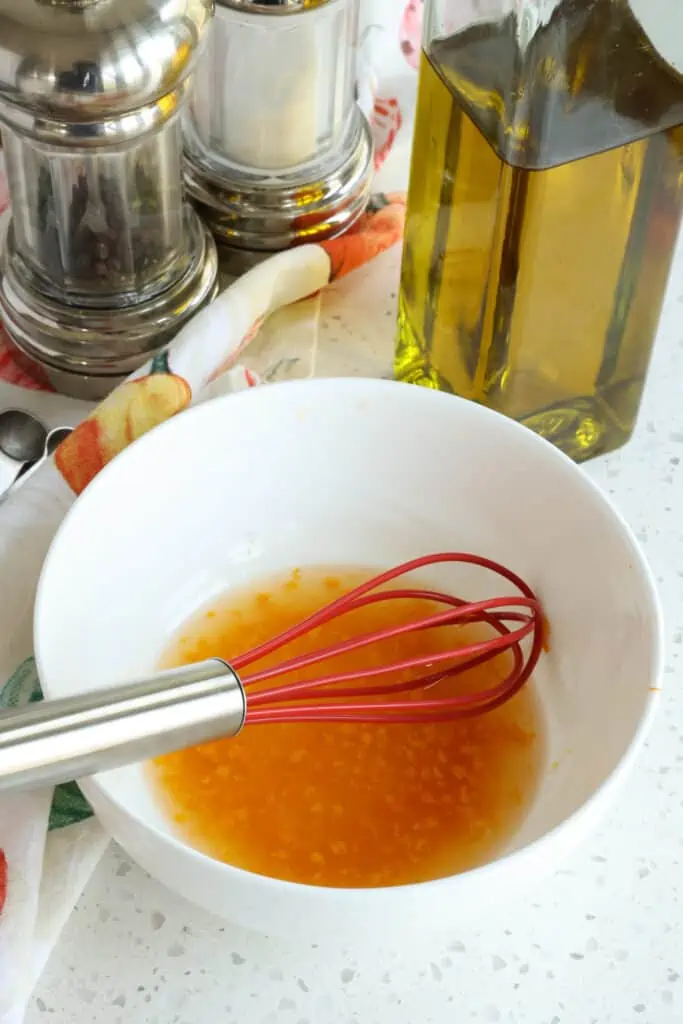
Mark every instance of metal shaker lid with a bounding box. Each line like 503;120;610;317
0;0;213;141
218;0;339;13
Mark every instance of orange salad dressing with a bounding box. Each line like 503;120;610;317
149;567;544;888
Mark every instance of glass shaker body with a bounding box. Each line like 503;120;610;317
185;0;359;179
3;118;185;306
182;0;373;252
396;0;683;460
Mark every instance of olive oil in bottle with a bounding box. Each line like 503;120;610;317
396;1;683;460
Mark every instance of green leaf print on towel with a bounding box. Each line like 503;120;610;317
1;657;94;831
48;780;93;831
0;656;42;708
150;349;171;375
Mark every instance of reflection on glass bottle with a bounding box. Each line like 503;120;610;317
396;0;683;461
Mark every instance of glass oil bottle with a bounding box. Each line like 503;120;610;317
396;0;683;460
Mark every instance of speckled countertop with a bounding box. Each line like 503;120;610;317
26;90;683;1024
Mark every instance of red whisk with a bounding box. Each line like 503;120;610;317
0;553;544;793
234;552;545;725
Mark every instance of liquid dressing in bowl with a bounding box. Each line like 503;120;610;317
149;566;545;888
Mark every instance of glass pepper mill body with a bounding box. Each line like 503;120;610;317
396;0;683;461
0;0;217;400
1;121;186;305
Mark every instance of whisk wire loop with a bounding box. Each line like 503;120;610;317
235;553;544;726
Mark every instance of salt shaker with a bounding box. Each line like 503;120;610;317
183;0;374;255
0;0;218;399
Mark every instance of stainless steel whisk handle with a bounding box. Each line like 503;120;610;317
0;660;246;794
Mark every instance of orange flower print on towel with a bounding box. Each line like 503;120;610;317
55;351;191;495
0;328;54;392
320;192;406;282
400;0;423;70
372;98;403;172
206;316;265;387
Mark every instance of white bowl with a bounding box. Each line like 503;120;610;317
34;378;663;941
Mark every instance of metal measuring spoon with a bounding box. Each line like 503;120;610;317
0;419;73;505
44;426;73;456
0;408;48;463
13;424;73;478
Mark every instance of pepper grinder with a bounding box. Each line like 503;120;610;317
183;0;373;256
0;0;218;400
